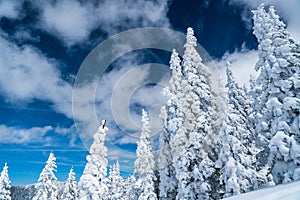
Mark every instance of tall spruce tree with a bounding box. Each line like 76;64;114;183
169;27;217;200
78;120;109;199
252;4;300;184
216;62;263;198
159;49;182;200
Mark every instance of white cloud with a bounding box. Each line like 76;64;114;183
229;0;300;41
215;49;259;88
34;0;170;46
38;0;94;46
108;147;136;162
54;125;78;147
0;0;22;19
0;35;73;118
0;125;53;144
0;124;80;146
13;29;40;43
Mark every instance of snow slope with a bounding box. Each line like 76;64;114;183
225;181;300;200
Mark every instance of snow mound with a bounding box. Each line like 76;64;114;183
224;181;300;200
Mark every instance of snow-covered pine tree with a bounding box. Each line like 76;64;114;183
33;152;58;200
159;49;182;200
251;3;279;168
123;175;135;200
0;163;11;200
107;165;114;199
78;120;109;200
134;109;157;200
108;161;126;200
61;167;78;200
216;62;263;198
252;4;300;184
169;27;217;200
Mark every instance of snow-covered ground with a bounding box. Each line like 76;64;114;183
225;181;300;200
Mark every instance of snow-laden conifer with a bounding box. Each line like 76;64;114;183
252;4;300;184
134;110;157;200
169;27;217;200
216;62;264;198
159;49;181;200
33;152;58;200
108;161;127;200
61;167;78;200
78;120;109;199
0;163;11;200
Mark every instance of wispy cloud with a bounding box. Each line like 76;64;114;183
33;0;170;46
54;125;79;147
0;0;22;19
0;125;53;144
0;124;81;147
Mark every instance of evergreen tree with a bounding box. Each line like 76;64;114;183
134;109;157;200
170;27;217;200
61;167;78;200
108;161;126;200
251;4;279;168
216;62;263;198
159;49;181;200
78;120;109;200
33;152;58;200
0;163;11;200
123;175;136;200
252;4;300;184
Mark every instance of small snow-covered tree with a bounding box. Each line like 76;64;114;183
123;175;135;200
134;109;157;200
252;4;300;184
137;174;158;200
33;152;58;200
0;163;11;200
216;62;264;198
61;167;78;200
78;120;109;200
108;161;126;200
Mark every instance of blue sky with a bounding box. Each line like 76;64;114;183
0;0;299;185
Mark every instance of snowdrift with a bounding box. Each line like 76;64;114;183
225;181;300;200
